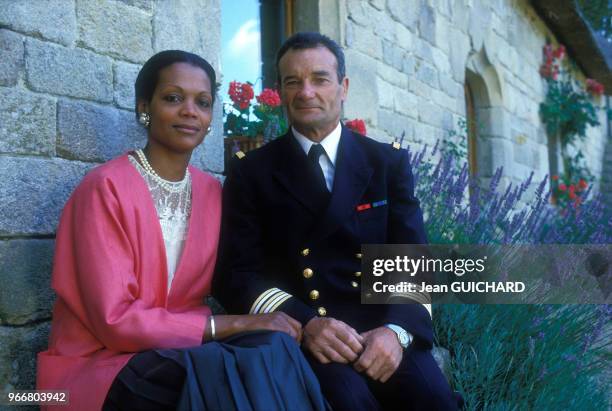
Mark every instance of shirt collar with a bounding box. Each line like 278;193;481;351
292;122;342;166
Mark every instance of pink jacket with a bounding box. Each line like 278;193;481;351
37;155;221;410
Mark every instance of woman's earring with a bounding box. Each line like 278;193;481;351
138;112;150;127
207;126;212;134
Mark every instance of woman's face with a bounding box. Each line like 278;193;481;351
139;62;213;155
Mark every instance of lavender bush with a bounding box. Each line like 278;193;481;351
409;142;611;409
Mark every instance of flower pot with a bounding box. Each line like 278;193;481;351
224;135;264;167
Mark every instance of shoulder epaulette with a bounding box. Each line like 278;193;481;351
235;151;246;159
392;141;401;150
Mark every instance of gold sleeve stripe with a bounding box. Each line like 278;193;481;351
424;304;432;318
267;294;292;313
262;292;292;313
250;288;281;314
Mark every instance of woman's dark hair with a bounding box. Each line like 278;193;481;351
276;32;345;84
134;50;217;116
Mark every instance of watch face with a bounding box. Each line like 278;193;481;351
398;331;409;346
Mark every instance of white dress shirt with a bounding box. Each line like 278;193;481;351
292;122;342;192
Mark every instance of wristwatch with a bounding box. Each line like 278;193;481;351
385;324;413;350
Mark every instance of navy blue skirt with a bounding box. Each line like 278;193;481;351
102;331;329;411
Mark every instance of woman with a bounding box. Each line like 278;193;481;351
37;50;327;411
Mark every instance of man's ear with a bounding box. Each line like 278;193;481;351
341;77;349;102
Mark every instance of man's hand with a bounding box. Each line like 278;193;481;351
354;327;403;383
303;317;364;364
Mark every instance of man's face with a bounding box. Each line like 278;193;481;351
278;46;348;138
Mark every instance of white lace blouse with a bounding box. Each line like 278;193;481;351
129;154;192;293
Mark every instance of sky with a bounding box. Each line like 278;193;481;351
221;0;263;104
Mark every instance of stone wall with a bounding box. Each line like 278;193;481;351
339;0;610;192
0;0;221;402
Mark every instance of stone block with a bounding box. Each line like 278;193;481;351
344;50;378;123
480;106;510;139
468;0;492;51
395;23;414;50
0;30;24;87
419;5;436;45
0;240;55;325
414;122;438;145
0;0;76;46
490;12;507;39
369;0;385;11
417;99;445;128
346;22;382;60
409;77;434;99
439;73;458;98
434;15;451;53
394;89;418;118
479;137;513;177
416;62;439;88
153;0;221;69
347;0;371;27
25;38;113;102
57;99;146;162
114;61;140;110
382;40;405;71
117;0;154;10
431;47;450;74
414;38;434;65
387;0;420;30
449;28;470;82
377;62;408;88
377;78;395;109
402;54;415;76
77;0;152;63
373;9;396;42
0;156;93;236
0;88;56;156
452;1;470;30
0;322;51;399
432;89;457;114
378;108;413;139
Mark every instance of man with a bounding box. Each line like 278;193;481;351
215;32;458;410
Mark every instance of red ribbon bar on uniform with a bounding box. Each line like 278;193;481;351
356;203;372;211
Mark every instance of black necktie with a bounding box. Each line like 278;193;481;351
308;144;329;193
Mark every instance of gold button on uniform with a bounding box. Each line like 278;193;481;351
351;281;359;288
317;307;327;316
355;253;362;259
303;268;313;279
301;248;310;256
355;271;361;277
309;290;319;300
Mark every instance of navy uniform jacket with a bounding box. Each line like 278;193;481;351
214;125;434;347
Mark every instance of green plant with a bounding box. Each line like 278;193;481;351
408;143;611;409
223;81;287;141
538;43;604;207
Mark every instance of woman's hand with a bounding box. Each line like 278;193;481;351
205;313;303;343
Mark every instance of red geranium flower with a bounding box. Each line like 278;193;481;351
586;79;604;96
256;88;281;107
558;183;567;191
551;175;559;181
553;45;565;60
228;81;254;111
578;179;588;189
345;119;367;135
